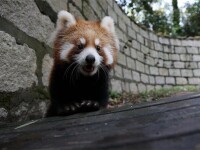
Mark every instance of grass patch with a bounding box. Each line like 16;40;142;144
109;86;200;107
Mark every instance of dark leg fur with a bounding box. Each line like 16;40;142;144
46;63;109;117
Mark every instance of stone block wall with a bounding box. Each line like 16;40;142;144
0;0;54;122
1;0;200;122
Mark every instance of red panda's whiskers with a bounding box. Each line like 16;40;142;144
100;65;109;79
97;69;100;81
63;61;77;79
70;63;79;86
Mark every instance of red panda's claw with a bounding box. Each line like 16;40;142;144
70;105;76;112
64;106;70;112
93;102;100;108
74;102;81;108
60;104;78;115
86;101;92;106
57;101;100;116
80;100;100;112
81;100;87;106
57;106;71;116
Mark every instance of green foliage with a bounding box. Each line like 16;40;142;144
117;0;172;35
181;0;200;36
145;10;171;35
117;0;200;37
139;86;198;102
172;0;181;35
109;91;122;99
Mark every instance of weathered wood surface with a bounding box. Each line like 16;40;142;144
1;93;200;150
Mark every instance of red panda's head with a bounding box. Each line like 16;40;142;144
51;11;119;76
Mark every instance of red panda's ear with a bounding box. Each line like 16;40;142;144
100;16;115;34
56;10;76;30
48;11;76;46
101;16;119;51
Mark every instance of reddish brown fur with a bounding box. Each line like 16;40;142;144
53;19;118;68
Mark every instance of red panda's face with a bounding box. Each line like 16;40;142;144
52;11;119;76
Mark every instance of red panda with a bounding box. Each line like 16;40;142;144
46;11;119;117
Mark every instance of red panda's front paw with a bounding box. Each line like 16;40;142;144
58;103;81;116
80;100;100;112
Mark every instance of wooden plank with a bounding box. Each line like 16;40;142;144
1;115;200;150
122;133;200;150
1;93;200;150
0;101;200;149
1;95;200;134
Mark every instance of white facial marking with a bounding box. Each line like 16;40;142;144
103;45;114;65
75;47;103;66
60;43;74;61
95;38;100;46
80;37;86;45
101;16;115;34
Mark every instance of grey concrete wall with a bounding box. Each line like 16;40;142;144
1;0;200;122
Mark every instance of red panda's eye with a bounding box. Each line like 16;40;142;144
96;45;101;51
78;44;84;50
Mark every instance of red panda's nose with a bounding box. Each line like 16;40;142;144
85;55;95;64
